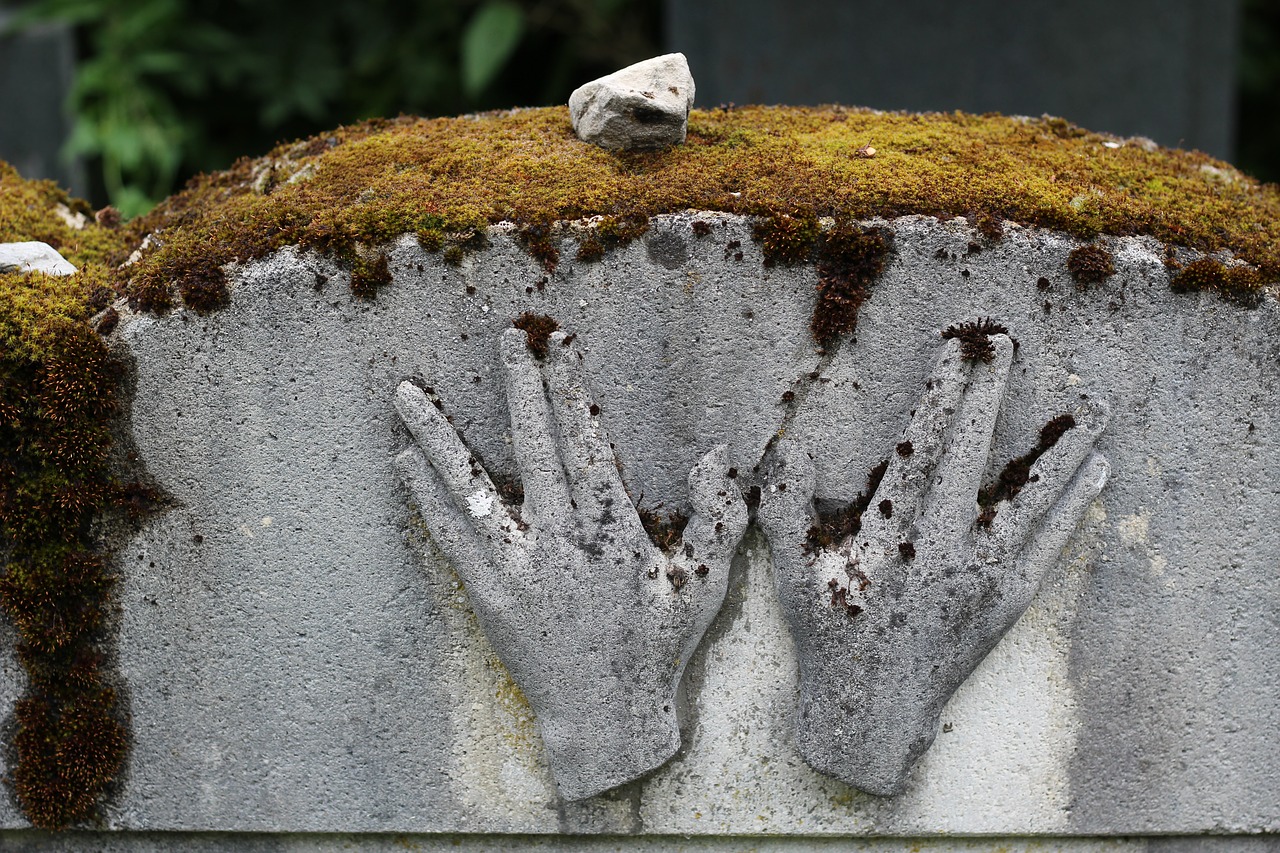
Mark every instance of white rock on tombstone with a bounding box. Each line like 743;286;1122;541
0;240;77;276
569;53;696;150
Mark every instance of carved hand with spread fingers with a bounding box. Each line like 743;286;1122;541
394;328;747;801
758;331;1110;796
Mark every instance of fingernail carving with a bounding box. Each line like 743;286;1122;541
394;328;748;800
757;328;1111;796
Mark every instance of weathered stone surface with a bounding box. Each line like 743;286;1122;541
394;348;747;800
3;832;1278;852
0;240;76;275
569;53;695;150
759;341;1110;795
1;213;1277;838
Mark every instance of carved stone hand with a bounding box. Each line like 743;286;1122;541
758;333;1110;796
394;329;747;800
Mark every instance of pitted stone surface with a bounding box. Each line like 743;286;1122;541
569;53;695;150
0;240;76;275
758;337;1110;795
394;333;747;800
1;214;1275;836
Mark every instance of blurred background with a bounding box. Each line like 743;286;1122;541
1;0;1276;217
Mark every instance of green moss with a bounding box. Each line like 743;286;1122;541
0;169;136;829
350;253;392;299
575;214;649;263
110;106;1276;314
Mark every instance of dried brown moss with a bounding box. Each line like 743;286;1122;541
1170;257;1266;307
942;318;1010;362
1067;244;1116;284
978;414;1077;512
805;459;889;553
511;312;559;359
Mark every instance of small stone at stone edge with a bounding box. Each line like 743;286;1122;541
0;241;77;276
569;53;695;151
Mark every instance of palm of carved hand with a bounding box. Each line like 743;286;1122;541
395;328;746;800
759;334;1109;795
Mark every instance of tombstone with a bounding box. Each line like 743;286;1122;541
667;0;1242;160
1;71;1278;850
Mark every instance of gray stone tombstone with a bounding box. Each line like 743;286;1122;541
0;56;1277;848
3;212;1278;849
666;0;1241;159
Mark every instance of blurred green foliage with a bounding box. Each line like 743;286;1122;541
11;0;658;216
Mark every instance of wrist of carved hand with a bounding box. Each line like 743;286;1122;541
793;672;943;797
535;688;680;801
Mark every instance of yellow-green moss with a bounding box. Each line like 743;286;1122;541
1;169;135;828
122;106;1279;311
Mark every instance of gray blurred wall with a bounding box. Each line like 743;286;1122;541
667;0;1241;159
0;2;84;194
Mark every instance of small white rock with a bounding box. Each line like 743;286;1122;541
569;53;695;151
0;241;77;276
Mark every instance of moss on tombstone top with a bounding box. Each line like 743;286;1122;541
3;102;1279;828
115;105;1280;311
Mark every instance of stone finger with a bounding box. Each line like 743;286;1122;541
395;447;509;593
990;397;1110;552
499;328;573;530
1004;451;1111;622
924;334;1014;533
544;330;645;543
395;380;520;549
860;336;967;543
682;444;749;578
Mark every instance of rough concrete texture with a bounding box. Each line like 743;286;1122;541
0;240;76;275
4;831;1277;853
393;333;746;800
2;214;1276;837
758;338;1109;795
568;53;694;149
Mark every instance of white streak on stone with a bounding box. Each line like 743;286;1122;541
467;490;494;518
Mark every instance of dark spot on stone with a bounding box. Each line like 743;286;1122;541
512;312;559;359
896;440;914;457
878;498;893;518
646;229;691;269
898;541;916;560
639;508;689;554
589;403;600;417
942;317;1009;362
691;220;712;238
